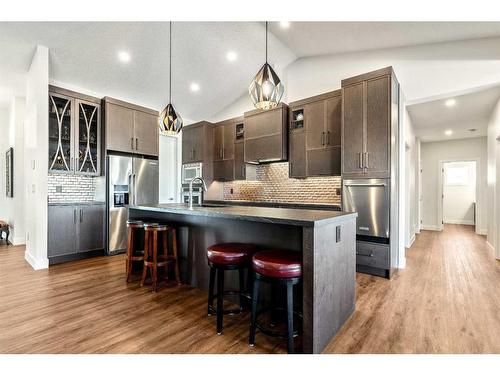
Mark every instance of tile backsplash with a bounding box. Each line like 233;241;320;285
47;174;96;203
223;162;341;205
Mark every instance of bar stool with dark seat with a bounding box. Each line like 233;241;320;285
126;220;144;282
206;243;256;334
249;249;303;353
141;223;181;292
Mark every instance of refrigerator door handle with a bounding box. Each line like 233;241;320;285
133;173;137;206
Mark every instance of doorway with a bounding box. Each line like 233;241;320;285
441;161;477;227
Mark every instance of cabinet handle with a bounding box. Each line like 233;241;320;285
223;148;225;159
219;149;223;159
135;138;138;150
356;252;374;257
242;165;245;178
364;152;370;169
321;132;325;146
358;153;363;169
80;209;83;222
326;131;330;145
73;208;77;224
130;137;134;150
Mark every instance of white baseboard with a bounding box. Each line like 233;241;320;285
476;228;487;235
443;220;474;225
421;224;442;231
12;236;26;246
25;250;49;270
397;256;406;269
408;234;416;248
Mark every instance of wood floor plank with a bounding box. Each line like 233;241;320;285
0;224;499;353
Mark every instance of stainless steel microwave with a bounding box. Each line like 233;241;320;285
182;162;203;184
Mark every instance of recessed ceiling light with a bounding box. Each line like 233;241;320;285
280;21;290;29
445;99;456;107
226;51;237;62
190;82;200;92
118;51;131;63
445;130;453;136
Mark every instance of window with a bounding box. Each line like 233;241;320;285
445;165;470;186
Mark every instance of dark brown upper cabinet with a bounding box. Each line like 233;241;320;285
244;103;288;164
103;97;159;157
212;116;241;181
341;67;399;179
288;90;341;178
181;121;214;169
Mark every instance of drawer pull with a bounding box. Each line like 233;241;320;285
356;252;374;257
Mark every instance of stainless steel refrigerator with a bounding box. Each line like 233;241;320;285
106;154;159;255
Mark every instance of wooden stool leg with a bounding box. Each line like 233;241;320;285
126;227;134;282
152;231;158;292
162;230;169;282
216;268;224;334
207;265;216;316
249;276;260;346
140;231;149;287
171;228;181;285
286;280;295;354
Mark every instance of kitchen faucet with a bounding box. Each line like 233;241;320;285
188;177;208;209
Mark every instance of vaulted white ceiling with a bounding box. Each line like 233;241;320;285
407;86;500;142
2;21;500;122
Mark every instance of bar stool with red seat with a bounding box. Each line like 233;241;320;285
249;249;303;353
141;223;181;292
206;243;256;334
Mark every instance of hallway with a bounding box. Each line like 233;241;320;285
0;225;499;353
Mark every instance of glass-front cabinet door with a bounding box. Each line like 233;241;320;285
49;93;74;173
75;100;100;176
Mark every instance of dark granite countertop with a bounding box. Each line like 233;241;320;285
131;203;356;227
204;199;342;211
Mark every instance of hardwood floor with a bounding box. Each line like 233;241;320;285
0;224;499;353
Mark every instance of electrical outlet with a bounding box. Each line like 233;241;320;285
230;188;233;194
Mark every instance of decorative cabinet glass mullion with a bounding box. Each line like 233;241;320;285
49;92;100;176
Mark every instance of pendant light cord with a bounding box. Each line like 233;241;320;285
265;21;268;63
169;21;172;103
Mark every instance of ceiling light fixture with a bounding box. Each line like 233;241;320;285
249;21;284;110
226;51;237;62
118;51;131;63
445;99;456;107
445;130;453;136
190;82;200;92
159;22;183;135
280;21;290;29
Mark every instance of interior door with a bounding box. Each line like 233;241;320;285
77;205;104;253
159;135;179;203
342;82;365;177
105;102;135;153
365;76;390;177
305;100;325;150
134;110;159;156
134;158;159;206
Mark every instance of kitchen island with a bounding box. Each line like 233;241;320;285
129;204;357;353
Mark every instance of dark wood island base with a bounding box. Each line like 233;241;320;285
129;204;357;354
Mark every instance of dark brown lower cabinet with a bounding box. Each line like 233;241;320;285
306;147;341;176
213;160;234;181
48;203;105;264
289;132;306;178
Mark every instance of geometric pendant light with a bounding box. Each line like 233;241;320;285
159;21;183;135
249;21;284;110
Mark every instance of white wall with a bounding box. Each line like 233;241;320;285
443;161;476;225
0;97;26;245
159;134;180;203
24;45;49;269
420;137;487;234
404;109;418;248
486;97;500;258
